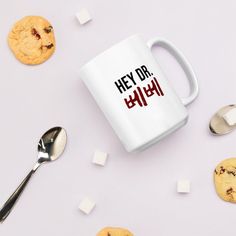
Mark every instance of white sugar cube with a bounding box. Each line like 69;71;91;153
92;150;108;166
79;197;96;214
76;8;92;25
223;108;236;126
177;180;191;193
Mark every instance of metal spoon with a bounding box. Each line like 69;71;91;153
0;126;67;223
209;104;236;135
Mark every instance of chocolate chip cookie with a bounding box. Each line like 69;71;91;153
97;227;133;236
8;16;55;65
214;158;236;203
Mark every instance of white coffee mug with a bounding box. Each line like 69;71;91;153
79;35;198;152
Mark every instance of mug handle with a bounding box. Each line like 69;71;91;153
147;37;199;106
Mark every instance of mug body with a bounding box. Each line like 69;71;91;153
79;35;188;152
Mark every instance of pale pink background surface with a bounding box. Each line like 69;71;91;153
0;0;236;235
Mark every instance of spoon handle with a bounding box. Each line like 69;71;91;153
0;169;35;223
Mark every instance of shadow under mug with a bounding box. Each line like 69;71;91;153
79;35;199;152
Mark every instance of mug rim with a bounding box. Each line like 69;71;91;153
78;34;140;75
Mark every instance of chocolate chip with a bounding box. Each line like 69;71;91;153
227;170;236;176
107;233;111;236
45;43;54;49
226;187;233;195
44;26;53;33
31;28;41;40
219;166;226;174
214;169;218;175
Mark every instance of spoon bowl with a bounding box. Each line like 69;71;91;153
38;127;67;163
209;105;236;135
